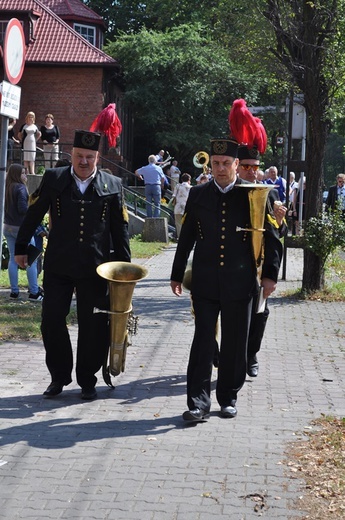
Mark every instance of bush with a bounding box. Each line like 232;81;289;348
304;203;345;267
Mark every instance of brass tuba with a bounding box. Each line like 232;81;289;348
193;151;210;174
236;184;274;278
95;261;148;387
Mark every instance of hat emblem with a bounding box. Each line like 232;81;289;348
249;146;259;159
213;141;228;155
81;133;97;148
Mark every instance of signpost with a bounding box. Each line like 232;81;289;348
0;19;25;269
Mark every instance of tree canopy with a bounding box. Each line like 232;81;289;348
105;23;266;165
86;0;345;291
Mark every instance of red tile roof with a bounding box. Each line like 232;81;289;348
44;0;105;26
1;0;116;65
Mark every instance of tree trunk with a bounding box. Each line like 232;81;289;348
302;249;325;291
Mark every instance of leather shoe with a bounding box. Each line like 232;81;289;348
43;382;64;397
213;347;220;368
247;356;259;377
81;387;97;400
219;405;237;418
182;408;210;422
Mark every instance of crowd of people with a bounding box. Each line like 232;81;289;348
7;111;61;173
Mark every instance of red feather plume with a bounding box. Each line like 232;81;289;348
90;103;122;148
228;98;267;154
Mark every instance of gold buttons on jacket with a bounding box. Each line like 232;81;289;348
101;201;108;222
197;220;204;239
219;201;227;265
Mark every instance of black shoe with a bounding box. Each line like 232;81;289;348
28;289;44;301
182;408;210;422
43;379;71;397
219;405;237;418
247;355;259;377
43;382;64;397
81;387;97;400
10;292;19;299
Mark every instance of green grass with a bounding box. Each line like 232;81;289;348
0;237;169;341
130;235;168;258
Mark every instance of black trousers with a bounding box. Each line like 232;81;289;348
247;296;269;358
187;295;252;412
41;271;109;388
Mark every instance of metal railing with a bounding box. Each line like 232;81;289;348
15;145;176;233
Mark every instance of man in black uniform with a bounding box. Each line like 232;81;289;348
15;130;131;400
237;144;287;377
170;137;283;422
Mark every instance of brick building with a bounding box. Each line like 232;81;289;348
0;0;133;174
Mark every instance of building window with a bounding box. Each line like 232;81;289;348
0;19;24;43
74;23;95;45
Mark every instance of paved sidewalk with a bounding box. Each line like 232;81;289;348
0;246;344;519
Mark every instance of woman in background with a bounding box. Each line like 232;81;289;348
3;163;43;300
18;111;41;174
172;173;192;238
40;114;60;168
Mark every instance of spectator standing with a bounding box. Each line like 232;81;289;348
155;149;165;163
289;171;298;197
3;164;43;300
169;160;181;190
325;173;345;215
196;168;212;184
256;169;265;182
18;111;41;175
40;114;60;168
135;155;165;217
264;166;286;203
172;173;192;238
291;176;306;235
7;118;20;165
197;174;209;184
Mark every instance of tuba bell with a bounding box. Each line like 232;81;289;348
236;184;274;278
193;151;210;174
95;261;148;387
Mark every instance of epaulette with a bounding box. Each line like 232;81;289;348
29;188;40;206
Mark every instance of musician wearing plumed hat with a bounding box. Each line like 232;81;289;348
170;99;283;422
15;105;131;401
237;143;287;378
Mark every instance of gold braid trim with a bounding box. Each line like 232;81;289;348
266;213;280;229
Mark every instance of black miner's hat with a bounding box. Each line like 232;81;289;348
210;138;238;158
73;130;101;151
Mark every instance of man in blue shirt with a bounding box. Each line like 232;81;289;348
135;155;165;217
264;165;286;203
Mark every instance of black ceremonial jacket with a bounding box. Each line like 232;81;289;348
170;178;282;302
15;167;131;278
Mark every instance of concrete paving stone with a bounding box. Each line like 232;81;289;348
0;246;344;519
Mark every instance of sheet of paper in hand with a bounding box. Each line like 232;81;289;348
256;286;266;314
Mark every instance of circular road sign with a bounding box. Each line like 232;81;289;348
3;18;26;85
